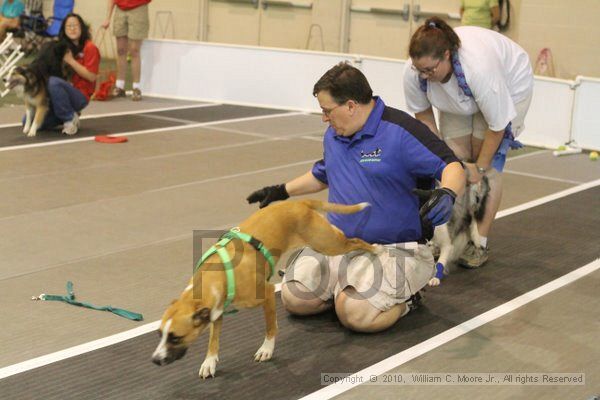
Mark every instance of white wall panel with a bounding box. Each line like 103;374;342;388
571;77;600;151
519;77;574;149
359;57;406;111
141;40;351;112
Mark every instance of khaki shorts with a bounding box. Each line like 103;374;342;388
282;244;435;311
113;5;149;41
440;91;533;140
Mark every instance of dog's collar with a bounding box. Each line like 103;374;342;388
194;228;276;312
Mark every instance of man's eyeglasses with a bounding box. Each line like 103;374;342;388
411;59;442;76
321;102;347;117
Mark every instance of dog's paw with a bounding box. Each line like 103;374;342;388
198;355;219;379
23;126;30;134
254;337;275;362
428;277;441;287
372;244;385;255
26;130;36;138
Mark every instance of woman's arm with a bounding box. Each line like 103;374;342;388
491;6;500;26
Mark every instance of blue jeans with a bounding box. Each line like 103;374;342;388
39;77;89;130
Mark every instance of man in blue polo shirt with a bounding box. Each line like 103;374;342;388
247;63;465;333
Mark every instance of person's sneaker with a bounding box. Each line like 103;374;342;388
111;87;126;98
132;88;142;101
62;113;80;135
406;291;423;312
458;242;489;269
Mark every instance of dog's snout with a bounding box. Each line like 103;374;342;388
152;356;165;366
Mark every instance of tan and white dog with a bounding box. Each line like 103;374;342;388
151;199;379;379
5;65;50;137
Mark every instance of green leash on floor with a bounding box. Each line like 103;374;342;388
31;281;144;321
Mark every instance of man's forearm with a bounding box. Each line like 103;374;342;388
285;171;328;196
440;161;465;196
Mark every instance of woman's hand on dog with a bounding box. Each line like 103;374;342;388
464;163;484;184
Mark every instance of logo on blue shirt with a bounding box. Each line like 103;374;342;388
360;147;382;163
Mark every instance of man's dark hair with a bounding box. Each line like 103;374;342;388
313;62;373;105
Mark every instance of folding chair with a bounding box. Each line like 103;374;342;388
45;0;75;37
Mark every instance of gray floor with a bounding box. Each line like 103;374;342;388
0;97;598;399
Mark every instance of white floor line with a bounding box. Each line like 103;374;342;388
0;179;597;381
505;149;548;162
137;113;201;125
0;111;303;153
0;103;220;129
503;169;584;185
496;178;600;219
0;129;323;183
299;258;600;400
144;159;317;194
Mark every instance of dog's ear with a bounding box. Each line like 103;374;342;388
192;308;211;326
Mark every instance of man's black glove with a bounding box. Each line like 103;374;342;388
246;184;289;208
413;187;457;226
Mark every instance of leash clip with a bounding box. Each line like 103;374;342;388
31;294;46;301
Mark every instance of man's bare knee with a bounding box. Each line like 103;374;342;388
336;288;403;333
335;288;372;331
281;281;329;316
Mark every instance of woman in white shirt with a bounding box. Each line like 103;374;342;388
403;17;533;268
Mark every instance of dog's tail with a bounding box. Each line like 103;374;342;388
302;199;370;214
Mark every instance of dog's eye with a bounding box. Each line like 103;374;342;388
168;334;183;344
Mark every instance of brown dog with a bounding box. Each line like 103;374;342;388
151;199;379;378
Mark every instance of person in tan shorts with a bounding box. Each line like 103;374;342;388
404;17;534;268
102;0;150;101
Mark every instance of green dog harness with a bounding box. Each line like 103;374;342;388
194;228;276;312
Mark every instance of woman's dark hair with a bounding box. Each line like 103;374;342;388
409;17;461;60
313;62;373;105
58;13;91;55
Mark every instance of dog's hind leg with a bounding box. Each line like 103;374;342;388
254;283;277;362
303;213;378;256
198;317;222;379
23;106;33;135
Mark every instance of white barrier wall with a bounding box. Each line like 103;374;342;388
142;40;352;112
571;77;600;150
519;77;574;149
359;57;407;111
141;39;599;150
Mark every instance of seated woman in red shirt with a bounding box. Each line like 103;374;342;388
42;13;100;135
